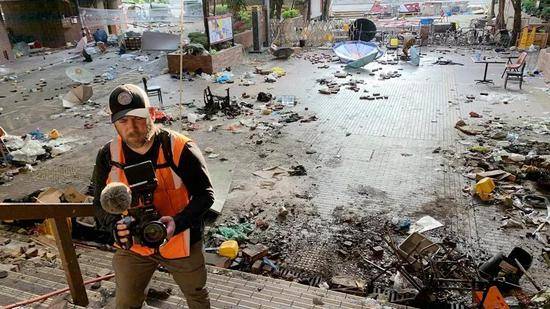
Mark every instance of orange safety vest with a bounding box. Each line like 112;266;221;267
106;130;191;259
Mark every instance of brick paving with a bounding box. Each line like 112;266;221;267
0;244;396;308
1;46;549;307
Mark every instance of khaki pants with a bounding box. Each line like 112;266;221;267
113;241;210;309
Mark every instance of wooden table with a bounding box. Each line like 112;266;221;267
471;57;507;84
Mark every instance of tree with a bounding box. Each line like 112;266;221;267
495;0;505;30
510;0;522;45
271;0;283;19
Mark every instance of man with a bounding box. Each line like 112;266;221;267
93;84;214;308
75;32;92;62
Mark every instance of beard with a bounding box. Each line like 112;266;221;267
120;118;156;149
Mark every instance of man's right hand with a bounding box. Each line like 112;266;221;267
114;217;134;249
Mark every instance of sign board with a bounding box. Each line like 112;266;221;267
310;0;322;19
207;14;233;44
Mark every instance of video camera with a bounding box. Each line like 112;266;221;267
100;160;167;250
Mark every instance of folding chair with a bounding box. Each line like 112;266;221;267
142;77;163;108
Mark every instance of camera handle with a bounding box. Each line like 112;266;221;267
114;216;135;250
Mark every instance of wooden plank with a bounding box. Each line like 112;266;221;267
0;203;94;220
52;217;89;307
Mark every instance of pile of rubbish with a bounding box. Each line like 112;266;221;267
204;189;549;307
0;128;77;184
450;117;550;238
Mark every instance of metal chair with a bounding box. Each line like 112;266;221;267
142;77;163;107
503;52;527;89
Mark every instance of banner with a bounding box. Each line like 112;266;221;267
207;14;233;44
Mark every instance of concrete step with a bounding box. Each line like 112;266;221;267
0;244;396;309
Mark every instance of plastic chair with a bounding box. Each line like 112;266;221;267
142;77;163;107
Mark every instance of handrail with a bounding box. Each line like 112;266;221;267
0;202;96;306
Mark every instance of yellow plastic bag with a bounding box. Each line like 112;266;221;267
218;240;239;259
475;177;495;201
49;129;60;139
271;67;286;77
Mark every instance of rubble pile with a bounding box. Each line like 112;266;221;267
297;52;339;67
450;117;550;237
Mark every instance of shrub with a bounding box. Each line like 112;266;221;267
214;4;229;14
282;8;299;19
238;9;252;29
188;32;208;48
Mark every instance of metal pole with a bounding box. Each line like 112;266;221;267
263;0;271;46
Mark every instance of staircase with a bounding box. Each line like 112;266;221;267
0;241;397;308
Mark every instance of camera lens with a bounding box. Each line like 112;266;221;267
142;222;167;246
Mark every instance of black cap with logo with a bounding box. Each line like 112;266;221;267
109;84;150;123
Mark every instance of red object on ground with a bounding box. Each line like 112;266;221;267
469;111;482;118
153;108;172;123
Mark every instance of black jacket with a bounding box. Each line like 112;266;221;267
92;129;214;245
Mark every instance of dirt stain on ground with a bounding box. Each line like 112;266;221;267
413;197;460;218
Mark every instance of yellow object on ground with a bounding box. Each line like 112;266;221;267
49;129;60;139
475;177;495;201
271;67;286;77
390;38;399;48
218;240;239;259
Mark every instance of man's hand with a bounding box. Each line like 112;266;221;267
159;216;175;240
114;217;134;249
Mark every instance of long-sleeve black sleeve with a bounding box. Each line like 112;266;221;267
172;142;215;237
92;144;119;232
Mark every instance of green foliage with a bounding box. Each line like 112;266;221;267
282;8;299;19
522;0;537;14
226;0;246;15
542;7;550;20
214;4;229;14
237;9;252;29
188;32;208;48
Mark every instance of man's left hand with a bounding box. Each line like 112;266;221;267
159;216;176;240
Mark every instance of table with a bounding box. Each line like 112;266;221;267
471;57;507;84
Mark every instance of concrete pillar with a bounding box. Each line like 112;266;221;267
0;22;14;64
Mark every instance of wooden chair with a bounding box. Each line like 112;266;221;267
142;77;163;107
503;52;527;89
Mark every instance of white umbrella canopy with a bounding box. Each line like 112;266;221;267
65;66;93;84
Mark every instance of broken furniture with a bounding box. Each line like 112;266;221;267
203;86;237;117
0;202;96;306
503;52;527;90
142;77;163;107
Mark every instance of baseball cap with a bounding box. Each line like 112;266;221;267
109;84;150;123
